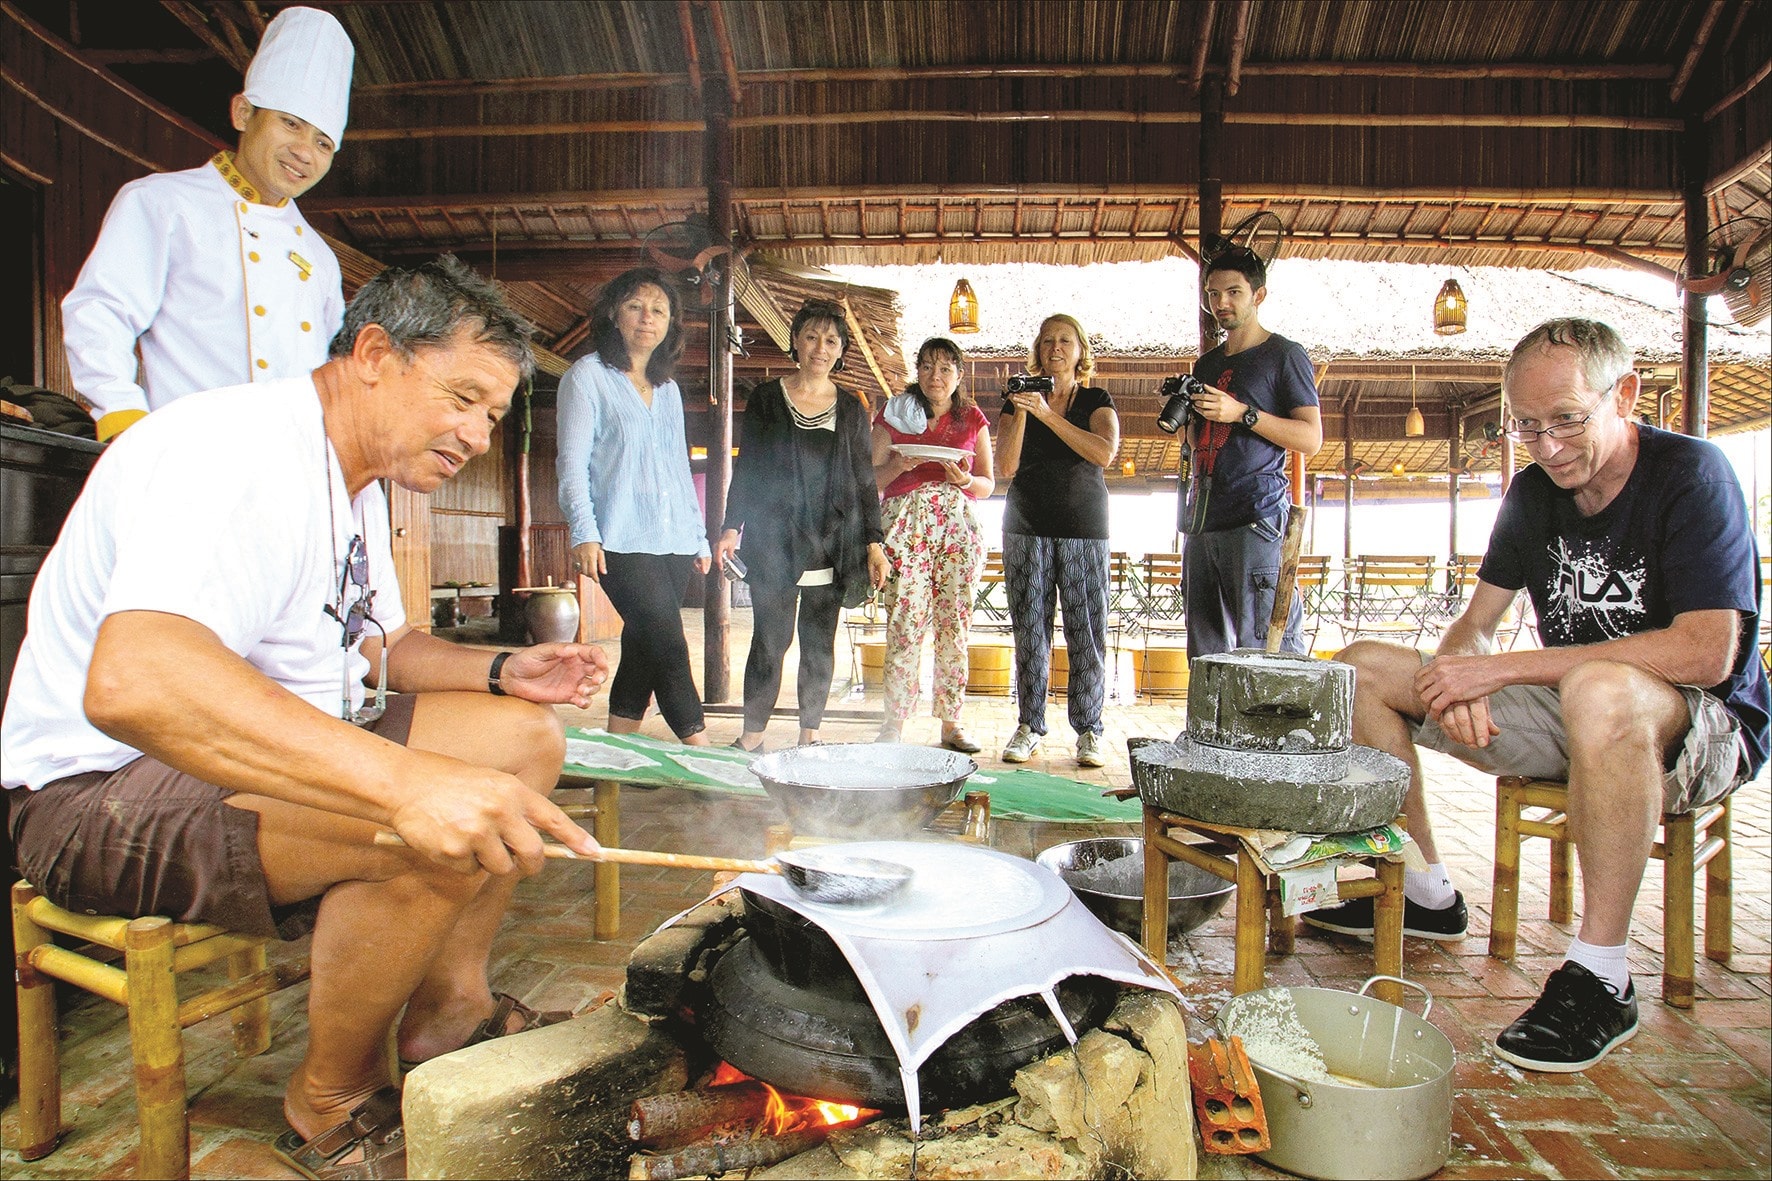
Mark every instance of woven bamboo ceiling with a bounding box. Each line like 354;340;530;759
23;0;1769;451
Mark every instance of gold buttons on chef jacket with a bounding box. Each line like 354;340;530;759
257;359;269;369
301;322;312;332
249;251;261;263
295;226;304;235
254;305;266;316
238;202;249;214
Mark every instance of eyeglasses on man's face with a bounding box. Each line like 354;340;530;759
1502;379;1622;444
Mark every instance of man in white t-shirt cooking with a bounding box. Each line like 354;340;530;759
3;257;609;1178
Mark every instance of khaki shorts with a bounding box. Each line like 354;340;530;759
7;695;417;939
1410;670;1749;815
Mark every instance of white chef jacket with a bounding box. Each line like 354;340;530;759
61;152;345;423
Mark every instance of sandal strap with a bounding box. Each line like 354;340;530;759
301;1087;406;1162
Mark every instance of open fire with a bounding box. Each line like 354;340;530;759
626;1064;880;1180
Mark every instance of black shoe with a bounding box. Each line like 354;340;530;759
1495;962;1638;1073
1300;890;1469;941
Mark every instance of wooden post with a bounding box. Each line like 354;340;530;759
1680;114;1709;438
1197;79;1223;353
1342;404;1355;566
1447;411;1461;577
593;779;622;940
1489;777;1521;960
1142;808;1169;960
702;86;735;701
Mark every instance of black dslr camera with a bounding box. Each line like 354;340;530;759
1156;373;1206;434
999;373;1054;413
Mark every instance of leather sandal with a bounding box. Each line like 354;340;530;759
272;1087;406;1181
398;993;573;1071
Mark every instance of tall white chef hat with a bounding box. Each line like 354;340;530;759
242;6;354;145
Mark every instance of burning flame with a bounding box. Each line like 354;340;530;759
709;1064;873;1134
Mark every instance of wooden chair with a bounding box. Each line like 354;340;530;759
11;882;310;1179
1138;552;1186;630
1343;554;1436;645
1293;554;1333;650
972;549;1009;625
1489;778;1732;1009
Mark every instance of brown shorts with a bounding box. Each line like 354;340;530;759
7;695;417;939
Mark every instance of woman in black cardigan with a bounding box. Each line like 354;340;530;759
715;300;889;751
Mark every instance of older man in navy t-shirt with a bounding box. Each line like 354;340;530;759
1306;318;1768;1076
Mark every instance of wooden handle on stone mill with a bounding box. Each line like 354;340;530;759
1264;504;1308;655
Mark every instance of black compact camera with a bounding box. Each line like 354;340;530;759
1000;373;1054;413
1156;373;1206;434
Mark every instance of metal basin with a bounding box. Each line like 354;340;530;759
1037;837;1233;939
750;743;974;840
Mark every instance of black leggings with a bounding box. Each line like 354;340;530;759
744;580;845;732
598;551;706;739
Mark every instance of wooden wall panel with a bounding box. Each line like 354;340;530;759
429;509;501;587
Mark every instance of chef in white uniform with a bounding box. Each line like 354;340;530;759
61;6;354;442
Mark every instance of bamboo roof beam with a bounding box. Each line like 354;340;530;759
1189;1;1217;94
303;184;1687;213
159;0;247;73
702;0;743;108
675;0;702;100
1669;0;1726;104
1224;0;1252;97
1705;59;1772;122
349;61;1673;98
344;109;1683;140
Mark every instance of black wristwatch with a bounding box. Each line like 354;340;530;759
1240;404;1261;429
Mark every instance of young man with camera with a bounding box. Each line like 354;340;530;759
1177;250;1324;657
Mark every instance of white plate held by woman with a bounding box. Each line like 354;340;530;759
893;443;972;464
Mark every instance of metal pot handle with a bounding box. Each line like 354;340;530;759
1358;974;1433;1019
1255;1061;1317;1109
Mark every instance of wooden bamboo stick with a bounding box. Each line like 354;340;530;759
1224;0;1252;97
1189;0;1218;94
1669;0;1727;104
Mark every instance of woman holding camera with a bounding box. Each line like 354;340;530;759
996;313;1120;767
557;267;711;743
871;337;995;752
715;299;889;752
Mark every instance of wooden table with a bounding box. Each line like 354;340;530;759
1141;804;1405;1006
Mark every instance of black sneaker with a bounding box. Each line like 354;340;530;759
1300;890;1469;941
1495;962;1638;1073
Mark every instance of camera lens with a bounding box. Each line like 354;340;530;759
1157;394;1189;434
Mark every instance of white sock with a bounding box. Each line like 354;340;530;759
1564;937;1632;1000
1403;863;1456;909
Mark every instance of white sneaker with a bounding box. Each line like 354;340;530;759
1002;725;1042;763
1076;731;1105;768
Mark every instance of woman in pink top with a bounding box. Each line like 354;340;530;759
871;337;995;752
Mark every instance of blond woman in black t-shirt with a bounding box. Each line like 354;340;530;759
995;313;1120;768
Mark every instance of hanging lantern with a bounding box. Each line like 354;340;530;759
1405;364;1425;437
1434;279;1467;335
948;278;980;334
1121;457;1136;477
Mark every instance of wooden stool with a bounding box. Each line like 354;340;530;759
11;881;311;1179
1141;805;1406;1006
1489;776;1733;1009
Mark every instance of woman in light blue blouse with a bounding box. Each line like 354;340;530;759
557;268;711;743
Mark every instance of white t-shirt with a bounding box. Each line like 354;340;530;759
0;376;404;790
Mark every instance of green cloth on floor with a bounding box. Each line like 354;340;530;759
560;728;1143;823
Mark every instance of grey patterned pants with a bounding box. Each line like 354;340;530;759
1003;532;1109;736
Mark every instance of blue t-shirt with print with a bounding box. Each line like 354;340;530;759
1183;333;1319;533
1480;424;1768;779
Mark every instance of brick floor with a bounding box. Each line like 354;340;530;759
3;612;1767;1179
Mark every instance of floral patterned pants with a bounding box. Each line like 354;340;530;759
881;483;983;723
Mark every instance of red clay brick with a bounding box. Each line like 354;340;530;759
1585;1062;1683;1121
1671;998;1771;1029
1522;1128;1620;1179
191;1135;303;1180
1591;1131;1750;1171
1484;1094;1619;1128
1633;1058;1765;1092
1714;1028;1772;1077
1687;1093;1772;1168
1452;1097;1529;1164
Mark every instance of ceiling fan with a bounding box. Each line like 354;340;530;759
1677;216;1770;328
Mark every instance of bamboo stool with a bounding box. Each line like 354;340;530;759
1489;777;1733;1008
10;881;311;1179
1140;805;1406;1007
